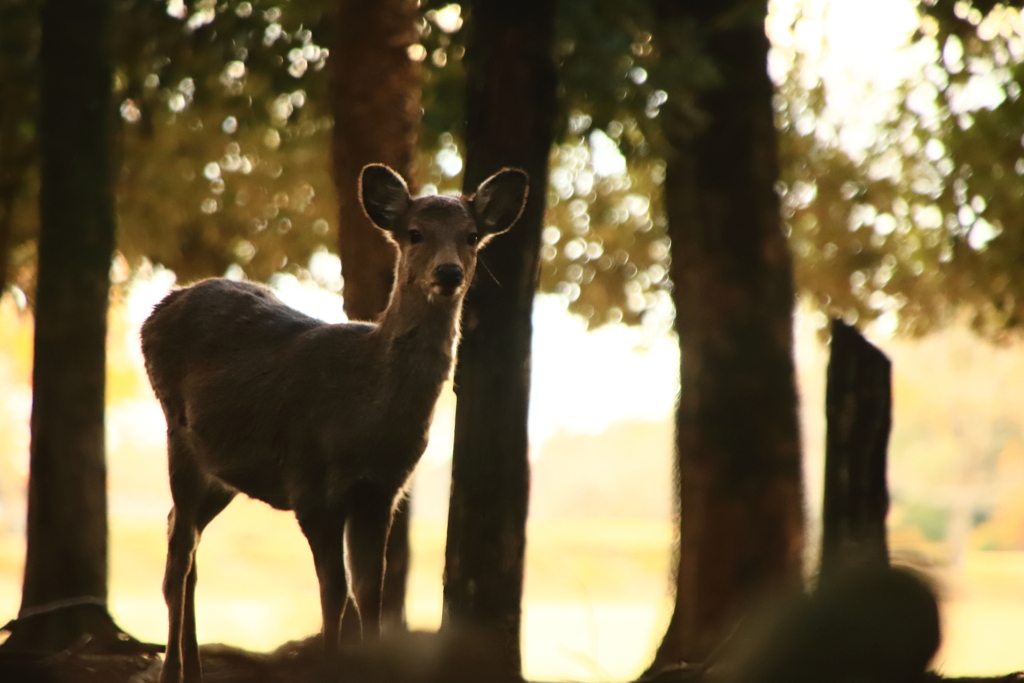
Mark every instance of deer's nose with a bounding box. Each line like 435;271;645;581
434;264;464;289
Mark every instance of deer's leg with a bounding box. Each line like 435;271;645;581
344;483;395;640
181;485;236;683
162;503;198;683
161;429;202;683
298;505;349;653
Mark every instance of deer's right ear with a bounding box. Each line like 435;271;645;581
470;168;529;235
359;164;411;232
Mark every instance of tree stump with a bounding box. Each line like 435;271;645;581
820;319;892;577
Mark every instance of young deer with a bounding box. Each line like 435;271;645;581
141;164;529;683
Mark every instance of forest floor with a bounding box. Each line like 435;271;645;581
0;630;520;683
0;639;1021;683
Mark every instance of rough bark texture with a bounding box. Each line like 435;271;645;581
820;319;891;578
9;0;115;651
331;0;421;633
441;0;557;675
649;0;804;670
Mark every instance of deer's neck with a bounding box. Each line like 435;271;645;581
375;283;462;394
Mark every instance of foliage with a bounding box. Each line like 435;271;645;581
5;0;472;296
538;141;671;331
111;0;337;284
412;1;679;329
776;1;1024;339
2;0;339;296
6;0;1024;338
0;0;750;332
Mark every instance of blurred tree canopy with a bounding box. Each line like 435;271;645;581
3;0;1024;340
2;0;338;295
539;0;1024;338
776;0;1024;339
111;0;336;284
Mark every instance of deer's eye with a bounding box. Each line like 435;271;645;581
466;233;480;247
408;229;424;244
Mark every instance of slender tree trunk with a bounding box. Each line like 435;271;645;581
5;0;117;651
331;0;421;633
648;0;804;670
441;0;557;675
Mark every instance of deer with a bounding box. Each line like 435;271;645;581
141;163;529;683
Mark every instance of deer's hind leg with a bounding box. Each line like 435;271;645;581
161;430;235;683
180;485;235;682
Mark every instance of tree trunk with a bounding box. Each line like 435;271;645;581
648;0;804;670
441;0;557;675
331;0;421;633
4;0;121;652
332;0;419;323
0;0;39;295
820;319;891;578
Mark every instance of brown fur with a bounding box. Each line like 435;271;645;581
141;164;528;683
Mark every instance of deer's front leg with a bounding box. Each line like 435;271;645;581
344;483;395;640
298;506;349;652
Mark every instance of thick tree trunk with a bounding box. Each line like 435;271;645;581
332;0;419;323
820;319;891;577
4;0;121;652
649;0;804;670
331;0;421;633
441;0;557;675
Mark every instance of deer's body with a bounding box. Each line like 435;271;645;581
146;279;453;510
143;165;528;683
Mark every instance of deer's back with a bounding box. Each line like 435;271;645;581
142;279;327;401
142;279;389;507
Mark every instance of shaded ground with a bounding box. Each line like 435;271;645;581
0;642;1021;683
0;630;519;683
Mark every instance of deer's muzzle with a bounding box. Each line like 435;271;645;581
433;264;464;294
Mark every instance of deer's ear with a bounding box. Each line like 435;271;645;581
359;164;411;232
470;168;529;235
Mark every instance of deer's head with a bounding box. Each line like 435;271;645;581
359;164;529;302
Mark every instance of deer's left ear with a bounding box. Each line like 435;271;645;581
470;168;529;235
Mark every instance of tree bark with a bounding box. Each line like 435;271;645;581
331;0;421;633
332;0;419;323
820;319;891;578
0;0;39;295
441;0;557;675
649;0;804;670
5;0;119;652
